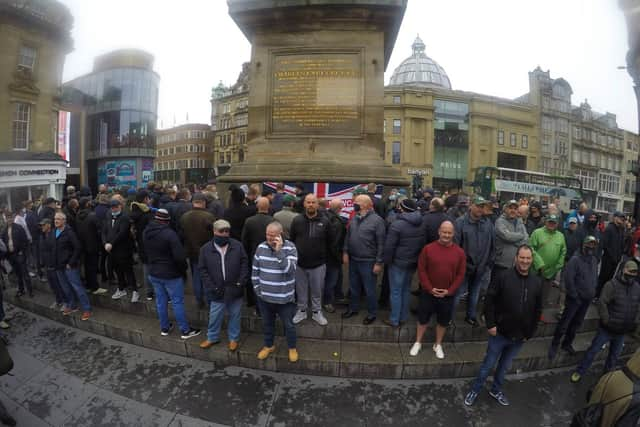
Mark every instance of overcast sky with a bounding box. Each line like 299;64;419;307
58;0;637;132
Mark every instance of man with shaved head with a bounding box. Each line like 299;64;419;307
342;194;386;324
241;197;274;308
410;221;466;359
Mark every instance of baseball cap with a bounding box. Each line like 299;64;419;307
613;211;625;218
44;197;56;205
110;199;122;207
213;219;231;231
505;199;518;207
583;235;597;245
192;193;207;202
38;218;52;226
545;214;559;223
472;195;489;205
568;217;578;224
624;260;638;274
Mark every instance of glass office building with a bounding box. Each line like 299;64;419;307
62;49;159;190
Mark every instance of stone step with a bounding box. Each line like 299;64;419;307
27;277;602;343
6;291;637;379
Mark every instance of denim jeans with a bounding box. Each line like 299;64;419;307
46;269;65;304
453;271;483;320
471;334;524;394
388;265;414;325
190;258;203;304
551;296;590;348
323;263;343;304
148;275;190;334
142;264;153;297
348;260;378;317
56;268;91;312
207;298;242;342
576;327;625;375
257;299;297;349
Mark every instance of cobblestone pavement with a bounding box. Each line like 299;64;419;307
0;304;607;426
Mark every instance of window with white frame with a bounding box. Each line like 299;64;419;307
18;45;37;70
521;134;528;149
575;169;597;191
497;130;504;145
12;103;30;150
393;119;401;135
598;173;620;194
510;133;516;147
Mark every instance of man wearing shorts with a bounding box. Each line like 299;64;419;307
409;221;466;359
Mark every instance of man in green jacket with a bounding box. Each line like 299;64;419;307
529;214;566;314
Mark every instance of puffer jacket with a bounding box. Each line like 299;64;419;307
494;213;528;268
599;271;640;335
383;211;425;269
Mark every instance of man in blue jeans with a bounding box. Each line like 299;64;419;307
570;260;640;383
342;194;386;325
198;219;248;351
143;209;200;339
464;245;542;407
52;212;92;321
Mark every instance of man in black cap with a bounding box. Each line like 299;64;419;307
102;198;138;302
525;201;544;236
382;198;425;327
598;211;627;298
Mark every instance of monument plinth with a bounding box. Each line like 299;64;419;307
219;0;409;186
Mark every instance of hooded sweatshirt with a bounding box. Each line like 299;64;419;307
142;221;188;279
383;210;425;269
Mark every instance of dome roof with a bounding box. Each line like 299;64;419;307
389;36;452;89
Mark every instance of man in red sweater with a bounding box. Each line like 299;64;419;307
410;221;465;359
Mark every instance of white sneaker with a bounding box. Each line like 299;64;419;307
433;344;445;359
131;291;140;303
28;272;36;277
112;289;127;300
409;342;422;356
0;321;9;329
93;288;108;295
292;309;307;324
312;311;328;326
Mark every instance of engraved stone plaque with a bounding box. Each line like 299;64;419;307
270;52;362;135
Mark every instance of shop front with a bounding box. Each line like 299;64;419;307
0;156;67;211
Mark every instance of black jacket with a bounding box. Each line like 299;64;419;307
344;210;386;263
224;203;255;241
525;215;543;236
129;202;154;263
38;206;55;223
1;225;29;254
207;199;225;219
326;209;346;266
40;230;55;269
198;238;248;303
102;212;134;262
601;222;626;266
169;200;192;231
76;209;101;255
383;211;425;269
53;226;82;270
563;228;582;261
24;210;39;239
599;272;640;335
142;221;188;279
563;249;599;301
484;267;543;341
241;213;274;263
421;210;451;246
290;213;332;269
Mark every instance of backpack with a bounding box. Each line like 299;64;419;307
571;366;640;427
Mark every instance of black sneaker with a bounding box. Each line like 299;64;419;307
562;345;577;357
464;317;479;327
180;328;201;340
160;323;174;336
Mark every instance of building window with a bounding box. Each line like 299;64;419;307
239;149;245;162
510;133;516;147
226;153;231;164
497;130;504;145
393;96;401;104
219;153;225;164
392;141;401;164
521;134;528;149
393;119;401;135
18;45;37;70
12;103;30;150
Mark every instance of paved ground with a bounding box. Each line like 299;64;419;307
0;304;614;427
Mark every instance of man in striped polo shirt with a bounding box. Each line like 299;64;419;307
252;221;300;362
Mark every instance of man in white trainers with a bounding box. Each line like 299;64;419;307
289;194;333;326
409;221;465;359
464;244;542;407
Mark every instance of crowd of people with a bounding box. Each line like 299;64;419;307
0;181;639;419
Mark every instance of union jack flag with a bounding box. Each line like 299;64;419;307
263;182;375;218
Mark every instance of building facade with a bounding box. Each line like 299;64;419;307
0;0;73;208
154;124;213;185
623;130;639;213
62;49;159;190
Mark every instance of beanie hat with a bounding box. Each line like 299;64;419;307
154;209;170;222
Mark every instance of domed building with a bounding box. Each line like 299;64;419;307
388;36;452;90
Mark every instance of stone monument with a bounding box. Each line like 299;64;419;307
219;0;409;187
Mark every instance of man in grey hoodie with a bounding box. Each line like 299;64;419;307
493;200;528;284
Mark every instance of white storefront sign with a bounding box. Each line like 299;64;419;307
0;162;67;187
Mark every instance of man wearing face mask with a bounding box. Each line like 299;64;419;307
579;210;602;253
342;194;386;324
548;236;599;360
597;211;627;298
102;198;138;302
198;219;248;351
525;201;544;236
571;260;640;383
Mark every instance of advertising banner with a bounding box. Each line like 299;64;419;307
98;159;137;189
